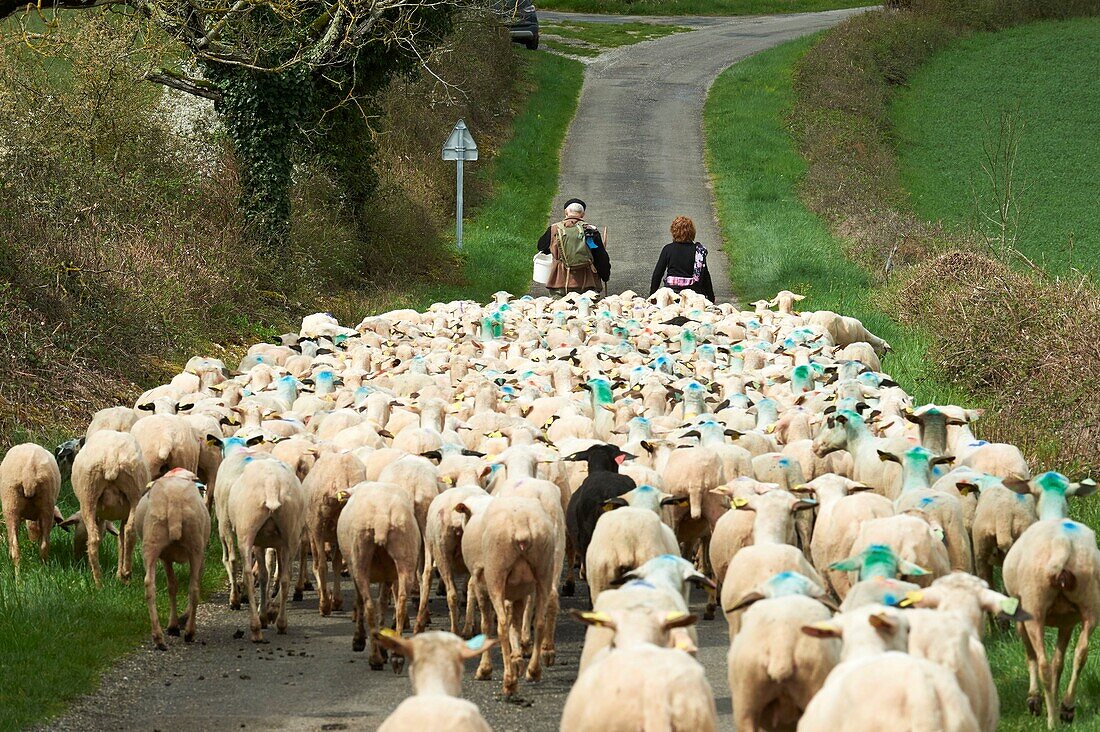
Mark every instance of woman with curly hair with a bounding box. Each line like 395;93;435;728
649;216;715;301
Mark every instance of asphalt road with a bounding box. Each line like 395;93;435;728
44;579;729;731
43;10;872;731
538;7;869;303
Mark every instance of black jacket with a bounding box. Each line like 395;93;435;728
650;241;715;302
538;223;611;283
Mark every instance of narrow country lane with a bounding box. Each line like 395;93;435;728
43;9;873;731
540;7;868;303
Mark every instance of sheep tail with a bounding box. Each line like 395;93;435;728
1047;534;1075;591
104;463;120;483
641;675;673;732
263;478;282;513
766;649;794;682
167;501;184;543
20;465;44;498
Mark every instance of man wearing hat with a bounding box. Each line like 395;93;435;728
537;198;610;298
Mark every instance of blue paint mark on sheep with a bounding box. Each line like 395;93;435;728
1062;521;1079;532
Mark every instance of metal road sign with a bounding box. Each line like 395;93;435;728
442;119;478;250
442;119;478;161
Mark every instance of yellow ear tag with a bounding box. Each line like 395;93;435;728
732;497;749;509
899;591;923;608
146;481;154;489
765;423;777;434
601;503;617;513
379;628;399;639
442;476;454;486
665;611;687;622
453;400;464;409
582;612;611;625
544;419;554;429
486;431;503;439
336;491;350;503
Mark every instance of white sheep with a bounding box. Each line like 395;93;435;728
0;443;62;570
374;630;496;732
71;430;150;586
135;469;210;649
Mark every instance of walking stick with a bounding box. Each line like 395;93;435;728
601;226;609;297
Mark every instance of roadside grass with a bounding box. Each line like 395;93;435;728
0;482;225;731
543;38;603;56
892;17;1100;277
541;19;689;47
704;33;966;406
705;32;1099;730
537;0;874;16
0;50;585;731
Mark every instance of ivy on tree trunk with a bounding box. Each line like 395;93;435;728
206;63;315;251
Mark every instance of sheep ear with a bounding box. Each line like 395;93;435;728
868;612;900;635
601;497;627;513
802;622;841;639
661;611;698;632
931;455;955;468
955;481;978;497
994;596;1032;623
660;495;690;508
420;450;443;462
246;435;265;446
790;484;814;494
878;378;899;388
899;558;930;576
205;434;223;447
374;629;413;657
58;512;82;530
793;499;818;512
571;610;616;629
714;399;731;412
454;502;473;517
686;571;717;590
828;556;861;572
640;440;656;454
460;634;499;659
732;497;750;510
876;450;901;464
1003;477;1032;495
723;428;744;438
818;595;840;612
726;592;765;613
681;430;701;439
848;482;873;493
1068;478;1097;497
461;449;486;458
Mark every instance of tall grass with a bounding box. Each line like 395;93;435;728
704;34;967;405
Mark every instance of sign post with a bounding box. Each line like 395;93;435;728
442;119;478;250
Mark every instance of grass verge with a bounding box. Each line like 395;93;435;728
541;19;689;47
537;0;874;16
704;34;966;406
705;31;1099;731
891;17;1100;276
0;50;585;731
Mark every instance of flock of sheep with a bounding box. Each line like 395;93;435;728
1;287;1096;731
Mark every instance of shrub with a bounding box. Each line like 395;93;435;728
789;0;1100;471
0;11;522;449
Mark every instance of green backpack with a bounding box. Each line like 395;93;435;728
555;222;594;270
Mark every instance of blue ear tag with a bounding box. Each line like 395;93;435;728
466;634;487;651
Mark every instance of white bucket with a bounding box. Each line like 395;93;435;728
532;252;553;285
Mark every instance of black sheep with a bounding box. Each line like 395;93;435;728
564;444;636;600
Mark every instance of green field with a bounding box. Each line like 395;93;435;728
892;17;1100;276
704;34;966;407
0;51;585;730
539;19;690;57
537;0;874;16
705;32;1098;729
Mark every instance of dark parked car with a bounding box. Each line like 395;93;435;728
494;1;539;50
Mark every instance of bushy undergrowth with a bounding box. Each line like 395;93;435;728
0;12;521;449
789;1;1100;471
